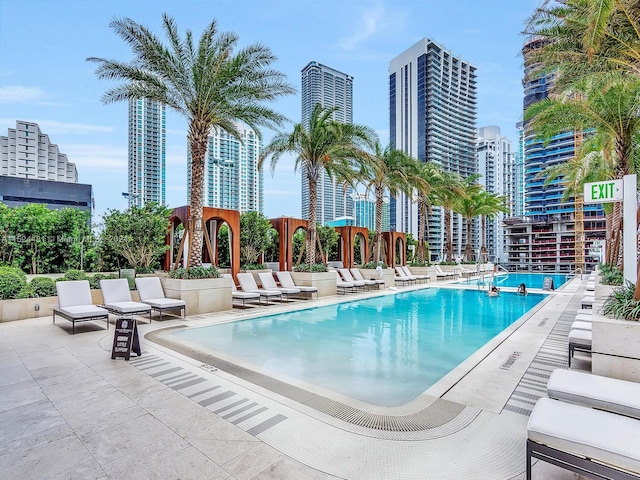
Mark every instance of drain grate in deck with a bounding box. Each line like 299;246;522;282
500;351;521;370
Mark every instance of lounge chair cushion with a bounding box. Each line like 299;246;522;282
100;278;134;304
575;313;592;322
104;301;151;314
56;280;94;308
528;398;640;475
140;297;186;309
57;304;108;320
135;277;166;301
547;369;640;420
237;273;282;297
276;271;318;293
568;329;591;346
570;320;592;331
258;272;301;294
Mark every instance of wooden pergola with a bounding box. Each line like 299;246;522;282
334;226;370;269
164;205;240;279
382;231;406;268
269;217;308;271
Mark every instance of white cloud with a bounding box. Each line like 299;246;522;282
34;120;113;135
0;86;63;106
339;4;384;51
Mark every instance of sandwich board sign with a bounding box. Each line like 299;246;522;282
111;318;141;361
583;179;623;204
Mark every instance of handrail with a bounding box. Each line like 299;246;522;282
567;268;583;280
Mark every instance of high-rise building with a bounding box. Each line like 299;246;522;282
1;120;77;182
0;120;92;213
127;98;166;207
477;126;513;263
389;39;478;261
187;124;263;213
504;38;605;273
300;61;354;224
353;193;376;231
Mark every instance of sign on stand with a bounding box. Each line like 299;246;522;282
111;318;141;361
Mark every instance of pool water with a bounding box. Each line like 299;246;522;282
463;273;568;289
171;289;544;406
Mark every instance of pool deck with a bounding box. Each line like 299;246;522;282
0;275;594;479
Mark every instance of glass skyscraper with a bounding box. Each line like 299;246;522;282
300;61;354;224
127;98;166;207
389;38;478;261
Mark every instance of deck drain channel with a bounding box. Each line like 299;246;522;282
500;351;522;370
538;317;549;327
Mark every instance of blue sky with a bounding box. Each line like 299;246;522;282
0;0;539;222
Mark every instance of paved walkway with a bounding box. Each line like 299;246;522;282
0;277;593;479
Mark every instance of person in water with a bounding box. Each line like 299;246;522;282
489;285;500;297
517;283;527;296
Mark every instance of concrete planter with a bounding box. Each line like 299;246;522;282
290;271;336;297
359;268;395;288
592;313;640;382
162;277;232;315
0;296;59;323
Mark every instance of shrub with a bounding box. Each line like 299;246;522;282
16;284;36;299
602;281;640;321
61;269;88;281
136;266;156;274
362;261;388;269
0;266;27;300
439;261;458;266
29;277;57;297
293;263;328;273
408;261;429;267
600;265;623;286
88;273;117;290
168;266;220;279
240;263;267;270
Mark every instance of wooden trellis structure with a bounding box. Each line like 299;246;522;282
334;226;370;269
164;206;240;279
381;231;406;268
269;217;308;271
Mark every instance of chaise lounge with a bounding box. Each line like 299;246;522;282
258;272;301;301
53;280;109;334
100;278;152;321
527;397;640;480
275;271;318;299
236;273;283;304
221;274;261;307
134;277;186;320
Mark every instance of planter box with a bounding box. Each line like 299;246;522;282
359;268;395;288
290;271;337;297
0;296;59;323
162;277;232;315
592;313;640;382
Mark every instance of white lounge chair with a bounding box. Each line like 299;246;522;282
331;270;355;294
221;274;261;306
258;272;300;301
568;328;591;367
99;278;152;321
135;277;186;320
236;273;282;304
434;265;457;280
547;369;640;420
527;397;640;480
338;268;367;290
275;271;318;299
402;265;429;283
393;266;415;285
350;268;384;289
53;280;109;334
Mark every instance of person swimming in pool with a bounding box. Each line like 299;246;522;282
488;285;499;297
517;283;527;296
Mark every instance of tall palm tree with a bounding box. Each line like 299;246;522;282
358;143;420;264
415;162;445;263
525;0;640;89
261;104;376;266
87;14;294;268
431;171;465;262
476;191;510;263
453;175;483;262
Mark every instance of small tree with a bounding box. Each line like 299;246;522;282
239;211;276;267
100;203;171;270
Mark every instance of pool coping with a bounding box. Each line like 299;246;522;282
144;282;559;432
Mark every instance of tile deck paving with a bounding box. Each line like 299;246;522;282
0;276;595;479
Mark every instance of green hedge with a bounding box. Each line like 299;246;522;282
0;266;27;300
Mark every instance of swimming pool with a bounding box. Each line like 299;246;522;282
170;289;544;407
462;273;568;289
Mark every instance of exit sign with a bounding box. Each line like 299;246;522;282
584;179;623;204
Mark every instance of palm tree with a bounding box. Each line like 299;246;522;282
261;104;376;266
476;192;510;263
431;171;465;262
87;14;294;268
414;162;445;264
525;0;640;89
358;143;420;264
453;175;483;262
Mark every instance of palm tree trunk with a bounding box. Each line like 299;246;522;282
444;208;453;262
187;121;208;268
480;215;487;262
416;197;426;263
464;217;473;261
307;176;317;266
373;185;384;263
